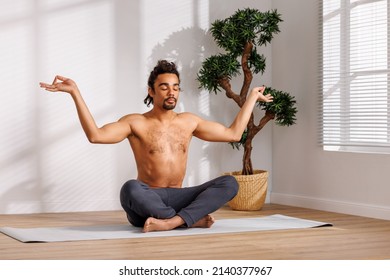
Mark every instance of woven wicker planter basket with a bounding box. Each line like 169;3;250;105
224;170;268;211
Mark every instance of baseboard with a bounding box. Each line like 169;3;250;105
270;192;390;221
0;199;122;215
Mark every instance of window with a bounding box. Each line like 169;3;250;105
320;0;390;153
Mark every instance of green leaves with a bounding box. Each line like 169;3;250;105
198;8;282;93
197;8;297;160
230;88;297;150
248;49;266;74
257;88;297;126
197;54;240;93
256;10;282;46
210;8;282;55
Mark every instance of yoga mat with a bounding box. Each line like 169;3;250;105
0;214;332;243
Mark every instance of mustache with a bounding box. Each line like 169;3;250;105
164;97;177;102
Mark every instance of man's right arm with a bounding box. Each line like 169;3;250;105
40;75;131;144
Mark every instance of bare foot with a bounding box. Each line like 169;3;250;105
143;216;184;233
191;215;215;228
142;215;215;233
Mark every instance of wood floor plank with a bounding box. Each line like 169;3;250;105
0;204;389;260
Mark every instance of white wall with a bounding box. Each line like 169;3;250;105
6;0;387;220
271;0;390;220
0;0;274;214
1;0;121;214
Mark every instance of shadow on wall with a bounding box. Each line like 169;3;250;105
149;26;232;185
149;27;213;97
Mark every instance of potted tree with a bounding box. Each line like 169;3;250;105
197;8;297;210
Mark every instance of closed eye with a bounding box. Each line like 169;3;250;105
158;83;180;91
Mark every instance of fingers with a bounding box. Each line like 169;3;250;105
54;75;68;82
39;82;58;92
260;87;266;95
264;94;273;102
255;85;266;94
40;75;67;92
255;86;273;102
51;75;68;85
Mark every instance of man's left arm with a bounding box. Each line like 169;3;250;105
193;86;273;142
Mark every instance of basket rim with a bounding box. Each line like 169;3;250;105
224;169;268;179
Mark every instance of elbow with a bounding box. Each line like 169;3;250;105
88;138;98;144
226;129;242;142
231;134;242;142
87;133;100;144
88;137;98;144
227;126;243;142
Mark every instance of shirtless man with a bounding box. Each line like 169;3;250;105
39;60;273;233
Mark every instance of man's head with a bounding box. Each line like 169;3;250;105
144;60;181;108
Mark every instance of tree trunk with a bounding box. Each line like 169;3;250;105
242;133;254;175
240;41;253;101
242;111;275;175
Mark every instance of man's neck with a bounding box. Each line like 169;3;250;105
147;107;177;122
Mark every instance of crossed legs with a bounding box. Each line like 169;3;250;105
120;175;238;232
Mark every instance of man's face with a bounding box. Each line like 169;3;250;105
149;73;180;110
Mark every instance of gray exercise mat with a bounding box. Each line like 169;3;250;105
0;214;332;243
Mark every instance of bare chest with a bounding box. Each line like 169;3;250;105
132;125;192;155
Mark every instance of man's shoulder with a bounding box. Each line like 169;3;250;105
177;112;201;120
119;113;145;122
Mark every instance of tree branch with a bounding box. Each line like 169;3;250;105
219;77;242;107
240;41;254;102
254;111;275;134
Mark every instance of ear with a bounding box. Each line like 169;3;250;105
148;87;155;97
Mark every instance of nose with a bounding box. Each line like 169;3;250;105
167;87;175;96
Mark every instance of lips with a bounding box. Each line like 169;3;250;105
165;97;176;103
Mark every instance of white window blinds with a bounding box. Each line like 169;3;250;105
321;0;390;151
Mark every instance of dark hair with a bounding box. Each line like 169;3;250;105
144;60;180;107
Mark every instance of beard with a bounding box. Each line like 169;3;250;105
163;97;177;110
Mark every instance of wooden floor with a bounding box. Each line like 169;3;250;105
0;204;389;260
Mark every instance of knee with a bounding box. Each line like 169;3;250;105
221;175;239;199
120;180;142;206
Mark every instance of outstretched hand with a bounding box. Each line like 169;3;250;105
253;86;273;103
39;75;79;95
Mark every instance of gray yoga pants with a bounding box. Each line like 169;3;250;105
120;175;239;228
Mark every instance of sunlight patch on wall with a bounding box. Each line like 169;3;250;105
40;0;94;10
142;0;194;50
0;5;37;214
196;0;209;29
38;0;117;213
0;24;34;164
40;0;115;138
41;135;117;211
0;0;118;214
0;0;32;21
